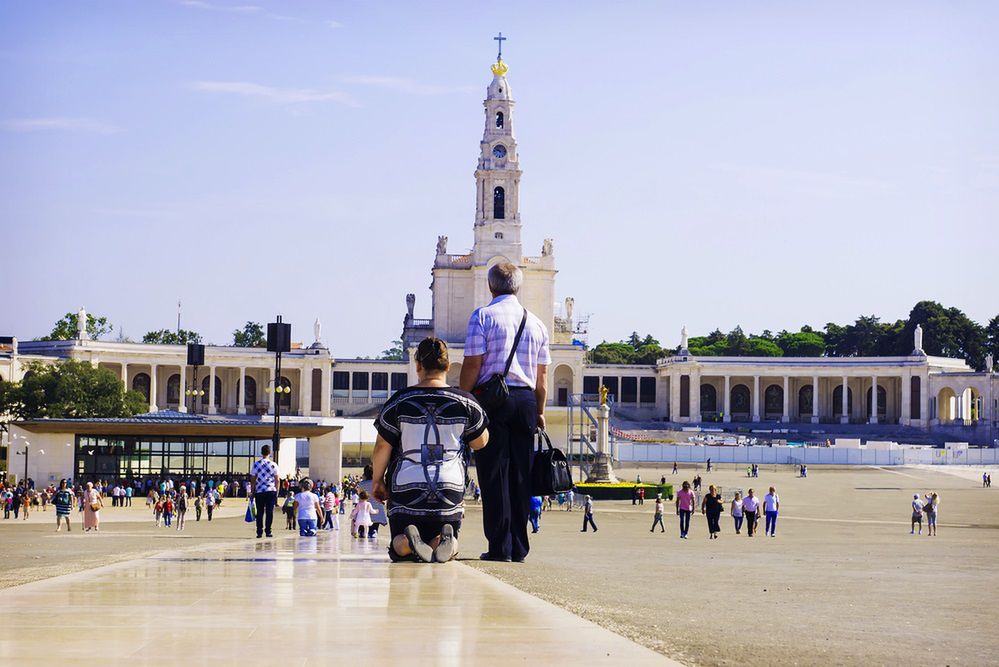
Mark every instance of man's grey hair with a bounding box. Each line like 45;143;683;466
488;262;523;295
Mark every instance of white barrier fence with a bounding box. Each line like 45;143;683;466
616;443;999;466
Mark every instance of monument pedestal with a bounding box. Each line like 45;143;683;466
586;452;619;483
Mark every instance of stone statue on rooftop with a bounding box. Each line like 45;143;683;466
913;324;924;355
406;293;416;319
77;306;89;341
542;238;554;256
314;318;322;344
436;235;448;256
680;325;688;352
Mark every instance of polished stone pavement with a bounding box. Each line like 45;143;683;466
0;528;675;665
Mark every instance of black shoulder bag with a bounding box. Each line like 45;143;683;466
472;309;527;412
531;429;573;496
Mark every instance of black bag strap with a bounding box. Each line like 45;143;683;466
535;428;553;453
502;309;528;378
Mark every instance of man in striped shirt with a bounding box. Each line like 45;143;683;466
461;262;551;563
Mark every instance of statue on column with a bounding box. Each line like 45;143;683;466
599;384;609;406
436;235;448;256
986;353;994;373
406;293;416;319
313;318;322;345
77;306;89;341
542;238;554;256
564;297;574;327
913;324;924;355
679;325;689;353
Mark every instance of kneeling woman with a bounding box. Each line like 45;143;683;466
371;337;489;563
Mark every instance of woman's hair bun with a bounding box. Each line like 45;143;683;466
416;337;449;372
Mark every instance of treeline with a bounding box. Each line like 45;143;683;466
587;301;999;369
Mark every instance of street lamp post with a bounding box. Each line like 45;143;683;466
15;436;29;486
266;316;292;460
186;343;206;415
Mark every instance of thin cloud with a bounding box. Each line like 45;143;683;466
191;80;359;106
327;20;343;28
178;1;335;24
343;75;476;96
2;117;123;134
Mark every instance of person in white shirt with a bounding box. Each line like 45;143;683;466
731;491;744;534
742;489;760;537
910;494;923;535
650;495;665;533
763;486;780;537
293;479;323;537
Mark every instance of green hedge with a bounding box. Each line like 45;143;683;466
573;483;674;501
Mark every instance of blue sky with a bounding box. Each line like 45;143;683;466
1;1;997;355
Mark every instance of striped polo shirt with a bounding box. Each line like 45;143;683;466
464;294;551;389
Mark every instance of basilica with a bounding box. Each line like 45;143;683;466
2;49;997;484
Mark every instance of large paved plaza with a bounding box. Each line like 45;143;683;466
1;464;997;666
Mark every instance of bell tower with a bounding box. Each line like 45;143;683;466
472;33;522;264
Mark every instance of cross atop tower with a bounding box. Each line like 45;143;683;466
494;32;506;60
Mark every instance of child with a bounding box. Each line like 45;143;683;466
175;486;188;531
353;490;374;539
154;497;164;526
163;495;174;527
293;479;323;537
322;488;338;531
283;493;297;531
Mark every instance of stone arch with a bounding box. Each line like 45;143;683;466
493;186;505;219
798;384;813;416
131;372;151;402
201;375;222;409
278;376;292;408
167;374;180;405
553;364;574;407
937;387;956;423
700;383;717;412
764;384;783;417
964;386;982;421
495;110;504;128
730;384;751;418
237;376;257;410
833;385;853;416
866;385;887;419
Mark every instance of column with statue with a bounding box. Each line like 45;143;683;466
586;385;619;483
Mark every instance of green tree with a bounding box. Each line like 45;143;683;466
233;321;266;347
143;329;202;345
985;315;999;369
743;337;783;357
775;330;826;357
47;311;112;341
3;360;146;421
901;301;986;368
379;340;404;361
588;342;635;364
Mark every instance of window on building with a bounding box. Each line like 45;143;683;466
332;371;349;396
495;232;503;239
352;372;369;392
621;377;638;403
132;373;151;402
200;376;222;408
278;376;292;408
372;372;389;399
493;186;505;219
391;372;408;391
496;111;504;128
583;376;600;396
603;377;618;401
639;377;656;404
166;374;180;404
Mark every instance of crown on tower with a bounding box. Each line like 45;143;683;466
491;58;509;77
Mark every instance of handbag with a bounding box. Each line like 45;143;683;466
472;309;528;411
244;499;255;523
530;429;573;496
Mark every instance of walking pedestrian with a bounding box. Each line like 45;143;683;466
249;444;279;538
83;482;102;532
175;486;187;531
650;494;665;533
910;494;923;535
54;479;74;532
701;484;723;539
581;495;597;532
675;481;695;539
529;496;542;533
460;262;550;564
763;486;780;537
672;461;678;475
194;494;202;521
742;489;760;537
731;491;744;534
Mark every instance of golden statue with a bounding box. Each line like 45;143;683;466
599;384;609;406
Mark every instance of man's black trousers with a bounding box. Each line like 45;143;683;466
474;388;537;561
254;491;276;536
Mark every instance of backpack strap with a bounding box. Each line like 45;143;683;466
503;309;528;378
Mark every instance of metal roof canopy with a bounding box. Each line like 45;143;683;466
12;418;341;438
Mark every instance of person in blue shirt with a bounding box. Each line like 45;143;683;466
529;496;543;533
